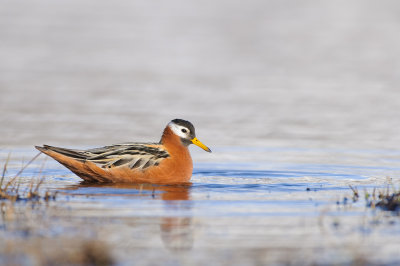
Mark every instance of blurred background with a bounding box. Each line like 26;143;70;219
1;0;399;150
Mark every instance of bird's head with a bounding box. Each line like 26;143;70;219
167;119;211;152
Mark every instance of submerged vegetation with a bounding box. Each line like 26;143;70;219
350;182;400;213
0;153;57;202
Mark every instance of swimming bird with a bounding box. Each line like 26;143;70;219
35;119;211;184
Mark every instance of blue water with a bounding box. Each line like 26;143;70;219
2;147;400;265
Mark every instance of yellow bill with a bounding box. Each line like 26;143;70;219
191;137;212;152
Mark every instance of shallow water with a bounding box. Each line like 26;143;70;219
2;148;400;265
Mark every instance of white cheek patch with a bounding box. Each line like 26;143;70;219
168;123;189;139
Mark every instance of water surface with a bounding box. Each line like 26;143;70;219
2;147;400;265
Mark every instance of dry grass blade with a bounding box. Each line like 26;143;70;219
4;152;41;191
349;185;359;202
1;152;11;188
0;153;57;202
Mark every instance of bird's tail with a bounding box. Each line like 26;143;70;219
35;145;110;182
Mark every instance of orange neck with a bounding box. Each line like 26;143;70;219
160;126;187;152
159;126;193;182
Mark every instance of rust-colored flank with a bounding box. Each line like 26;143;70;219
35;119;211;184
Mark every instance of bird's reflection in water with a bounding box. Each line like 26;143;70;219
69;182;194;251
157;184;193;251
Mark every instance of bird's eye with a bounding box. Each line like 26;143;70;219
181;128;188;133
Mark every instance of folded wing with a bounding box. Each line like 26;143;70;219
40;143;170;170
